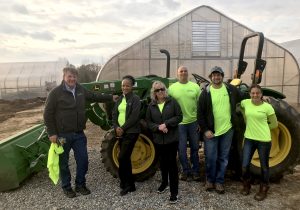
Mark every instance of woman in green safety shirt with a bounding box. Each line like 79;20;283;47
240;84;278;201
146;81;182;204
112;75;141;196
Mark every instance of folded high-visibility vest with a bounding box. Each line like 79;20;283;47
47;143;64;185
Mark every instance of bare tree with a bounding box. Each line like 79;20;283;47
77;63;101;83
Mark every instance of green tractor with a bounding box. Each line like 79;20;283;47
86;32;300;182
1;32;300;192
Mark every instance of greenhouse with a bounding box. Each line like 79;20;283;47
0;60;67;100
97;5;300;104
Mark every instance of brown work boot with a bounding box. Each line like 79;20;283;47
215;183;225;194
254;184;269;201
180;173;188;181
241;180;251;195
205;181;215;192
192;173;201;182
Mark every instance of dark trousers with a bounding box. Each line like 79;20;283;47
59;131;88;190
156;141;179;196
242;138;271;184
118;133;139;188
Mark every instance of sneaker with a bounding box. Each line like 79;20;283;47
169;194;178;204
205;182;215;192
75;186;91;195
180;173;188;181
63;188;76;198
192;174;201;181
157;184;168;193
215;183;225;194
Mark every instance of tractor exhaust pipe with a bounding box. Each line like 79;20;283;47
160;49;170;78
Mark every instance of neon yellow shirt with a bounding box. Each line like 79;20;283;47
47;143;64;185
210;84;232;136
118;97;127;126
168;81;200;124
241;99;275;142
158;102;165;113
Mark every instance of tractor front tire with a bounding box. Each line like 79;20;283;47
100;130;159;181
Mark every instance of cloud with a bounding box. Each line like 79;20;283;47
30;31;55;41
160;0;181;9
0;0;300;65
0;24;55;41
11;4;28;14
76;41;128;50
59;38;77;43
0;24;27;36
105;1;176;21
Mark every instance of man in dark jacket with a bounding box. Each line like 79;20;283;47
44;67;118;198
198;66;240;194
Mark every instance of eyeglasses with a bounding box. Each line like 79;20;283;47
154;88;166;93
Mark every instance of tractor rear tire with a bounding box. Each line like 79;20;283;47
100;130;159;181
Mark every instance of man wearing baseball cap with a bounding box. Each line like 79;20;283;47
197;66;241;194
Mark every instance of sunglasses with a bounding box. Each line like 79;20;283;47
154;88;166;93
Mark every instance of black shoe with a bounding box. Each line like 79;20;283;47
120;185;136;196
75;186;91;195
120;182;125;189
157;184;168;193
63;188;76;198
169;194;178;204
129;185;136;192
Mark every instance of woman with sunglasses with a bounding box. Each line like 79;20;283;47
112;75;141;196
240;84;278;201
146;81;182;204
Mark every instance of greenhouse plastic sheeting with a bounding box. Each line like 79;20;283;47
0;60;67;100
97;5;300;103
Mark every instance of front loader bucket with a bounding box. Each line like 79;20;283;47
0;124;50;192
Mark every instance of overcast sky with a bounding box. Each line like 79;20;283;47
1;0;299;65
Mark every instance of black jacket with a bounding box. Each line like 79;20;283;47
197;83;241;133
146;97;182;144
44;81;113;136
112;92;141;134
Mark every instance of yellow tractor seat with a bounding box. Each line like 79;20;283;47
230;78;242;86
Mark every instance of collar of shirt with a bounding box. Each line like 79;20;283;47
64;83;76;99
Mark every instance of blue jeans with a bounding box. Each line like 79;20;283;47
59;131;88;190
242;138;271;184
204;128;233;184
178;121;200;175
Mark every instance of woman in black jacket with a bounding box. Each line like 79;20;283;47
146;81;182;204
112;75;141;196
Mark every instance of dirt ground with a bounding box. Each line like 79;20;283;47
1;99;300;209
0;98;45;140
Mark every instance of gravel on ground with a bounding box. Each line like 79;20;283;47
1;122;300;210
